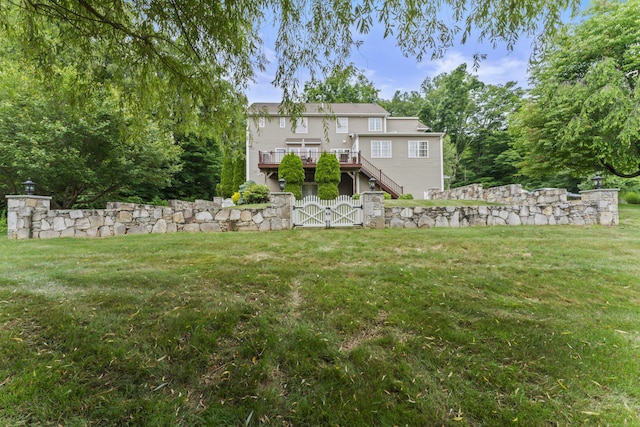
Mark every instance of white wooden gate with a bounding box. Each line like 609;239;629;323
293;195;363;228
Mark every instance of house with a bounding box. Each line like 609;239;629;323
245;103;444;198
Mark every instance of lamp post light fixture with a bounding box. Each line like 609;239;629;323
592;174;602;189
368;177;377;191
21;178;36;195
278;177;286;191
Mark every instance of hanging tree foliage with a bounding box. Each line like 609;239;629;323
0;0;579;131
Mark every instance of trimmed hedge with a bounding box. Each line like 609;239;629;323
315;152;341;200
278;153;304;200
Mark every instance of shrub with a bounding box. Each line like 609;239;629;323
623;192;640;204
231;192;241;204
243;183;270;204
352;193;360;200
0;209;6;235
149;196;168;206
278;153;304;199
384;192;392;200
315;152;341;200
398;193;414;200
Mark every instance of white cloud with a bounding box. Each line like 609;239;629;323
419;50;530;87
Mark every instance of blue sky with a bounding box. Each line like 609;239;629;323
245;4;588;103
246;30;534;103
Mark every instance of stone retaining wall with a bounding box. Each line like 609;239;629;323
424;183;570;205
6;193;294;240
408;184;618;228
6;184;619;239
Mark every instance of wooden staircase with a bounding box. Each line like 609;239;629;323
360;156;403;198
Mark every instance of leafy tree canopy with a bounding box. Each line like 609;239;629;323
379;91;424;117
1;0;579;129
512;0;640;179
0;50;181;208
302;65;379;103
418;64;523;186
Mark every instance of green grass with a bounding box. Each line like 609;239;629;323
1;205;639;426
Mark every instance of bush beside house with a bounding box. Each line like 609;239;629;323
315;152;341;200
278;153;305;199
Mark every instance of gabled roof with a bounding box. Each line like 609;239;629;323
248;102;390;117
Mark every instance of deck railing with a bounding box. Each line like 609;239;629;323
258;150;361;166
359;156;403;198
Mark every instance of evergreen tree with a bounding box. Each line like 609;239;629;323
233;152;246;192
219;149;235;198
160;134;223;201
278;153;304;200
315;152;341;200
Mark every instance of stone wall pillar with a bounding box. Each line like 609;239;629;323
269;192;295;230
6;195;52;239
580;189;619;225
362;191;385;229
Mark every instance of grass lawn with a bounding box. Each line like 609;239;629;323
1;205;639;426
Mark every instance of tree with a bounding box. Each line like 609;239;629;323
160;134;223;201
379;91;425;117
233;153;246;192
278;153;304;200
218;149;235;198
1;0;579;126
0;51;181;209
419;65;483;184
458;82;525;187
418;65;524;187
302;65;379;103
315;152;341;200
512;0;640;180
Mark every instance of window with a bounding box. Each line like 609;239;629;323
258;117;266;128
371;140;391;158
336;117;348;133
368;117;382;131
295;117;308;133
331;148;351;162
279;117;286;128
408;140;429;158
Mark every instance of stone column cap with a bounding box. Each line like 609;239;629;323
5;195;53;200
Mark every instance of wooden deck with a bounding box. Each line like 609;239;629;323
258;151;362;170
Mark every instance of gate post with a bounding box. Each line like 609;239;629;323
362;191;385;229
6;195;52;239
325;206;331;228
269;192;295;230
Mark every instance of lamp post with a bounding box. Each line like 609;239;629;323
21;178;36;195
278;177;286;191
592;174;602;189
368;177;377;191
